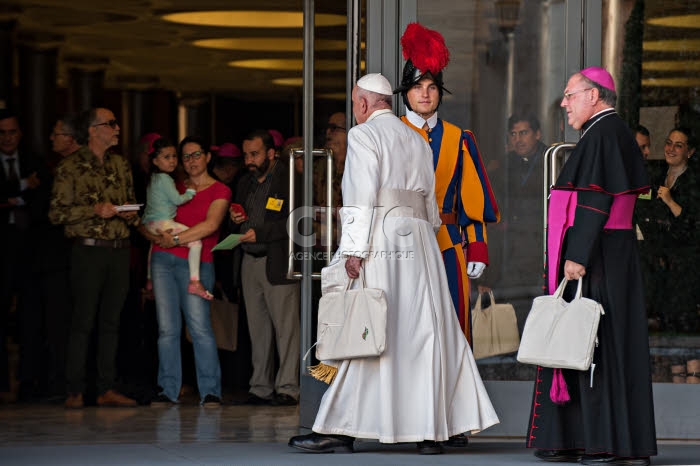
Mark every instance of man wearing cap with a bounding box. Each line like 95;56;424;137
395;23;499;351
288;73;498;455
528;68;656;466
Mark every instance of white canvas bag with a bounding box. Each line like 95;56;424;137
517;278;604;371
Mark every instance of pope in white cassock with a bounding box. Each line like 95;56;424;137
288;73;499;455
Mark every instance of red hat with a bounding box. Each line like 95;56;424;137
268;129;284;148
211;142;241;158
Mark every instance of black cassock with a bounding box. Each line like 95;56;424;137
527;109;657;458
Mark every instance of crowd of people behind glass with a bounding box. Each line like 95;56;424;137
0;102;698;405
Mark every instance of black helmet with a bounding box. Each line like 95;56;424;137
392;23;451;112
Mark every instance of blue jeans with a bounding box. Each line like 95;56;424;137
152;251;221;402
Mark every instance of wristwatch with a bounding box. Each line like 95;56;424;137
173;235;180;246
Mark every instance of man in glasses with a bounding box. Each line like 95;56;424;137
34;114;82;400
313;112;347;209
529;67;656;466
49;107;140;409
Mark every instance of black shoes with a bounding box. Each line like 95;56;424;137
580;454;651;466
417;440;444;455
233;393;297;406
272;393;298;406
288;432;355;453
444;432;469;447
534;449;585;462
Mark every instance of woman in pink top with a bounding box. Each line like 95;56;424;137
143;136;231;406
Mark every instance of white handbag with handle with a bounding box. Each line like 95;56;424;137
517;278;604;371
315;268;387;361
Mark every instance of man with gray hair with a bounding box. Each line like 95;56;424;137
529;67;655;466
288;73;498;455
50;107;140;409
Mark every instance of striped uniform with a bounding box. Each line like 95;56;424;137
401;116;499;344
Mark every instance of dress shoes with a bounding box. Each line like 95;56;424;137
417;440;444;455
242;393;273;406
272;393;298;406
581;454;650;466
444;432;469;447
65;393;84;409
534;449;585;462
96;389;137;407
288;432;354;453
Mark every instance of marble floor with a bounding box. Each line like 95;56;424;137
1;402;700;466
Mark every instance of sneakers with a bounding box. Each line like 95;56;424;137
150;393;176;407
201;394;221;407
96;389;137;407
65;393;84;409
188;280;214;300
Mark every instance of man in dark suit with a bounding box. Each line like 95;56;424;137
0;109;45;399
230;129;299;406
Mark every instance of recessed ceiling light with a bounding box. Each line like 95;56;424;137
642;77;700;87
647;14;700;29
273;77;304;86
643;39;700;52
317;93;346;100
162;11;346;28
272;77;347;87
643;60;700;71
229;59;346;71
193;38;346;52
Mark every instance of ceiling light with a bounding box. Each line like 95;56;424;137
643;39;700;52
643;60;700;71
647;14;700;29
229;59;347;71
273;77;304;86
317;93;347;100
272;77;346;87
193;38;346;52
162;11;345;28
642;77;700;87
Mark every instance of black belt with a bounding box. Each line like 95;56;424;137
76;237;130;248
245;250;268;258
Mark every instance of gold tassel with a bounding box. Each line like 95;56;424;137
308;363;338;384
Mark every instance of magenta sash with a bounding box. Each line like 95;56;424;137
547;191;636;293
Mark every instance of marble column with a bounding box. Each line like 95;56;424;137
176;93;211;142
64;56;109;114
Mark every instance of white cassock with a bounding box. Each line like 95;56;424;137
313;109;499;443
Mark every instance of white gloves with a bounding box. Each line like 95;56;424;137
467;261;486;279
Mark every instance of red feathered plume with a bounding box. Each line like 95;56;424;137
400;23;450;75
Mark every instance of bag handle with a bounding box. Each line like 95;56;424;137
473;293;483;312
553;277;583;300
344;264;367;291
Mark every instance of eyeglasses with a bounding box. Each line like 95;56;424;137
182;150;205;161
326;124;346;132
91;119;119;129
563;88;592;101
